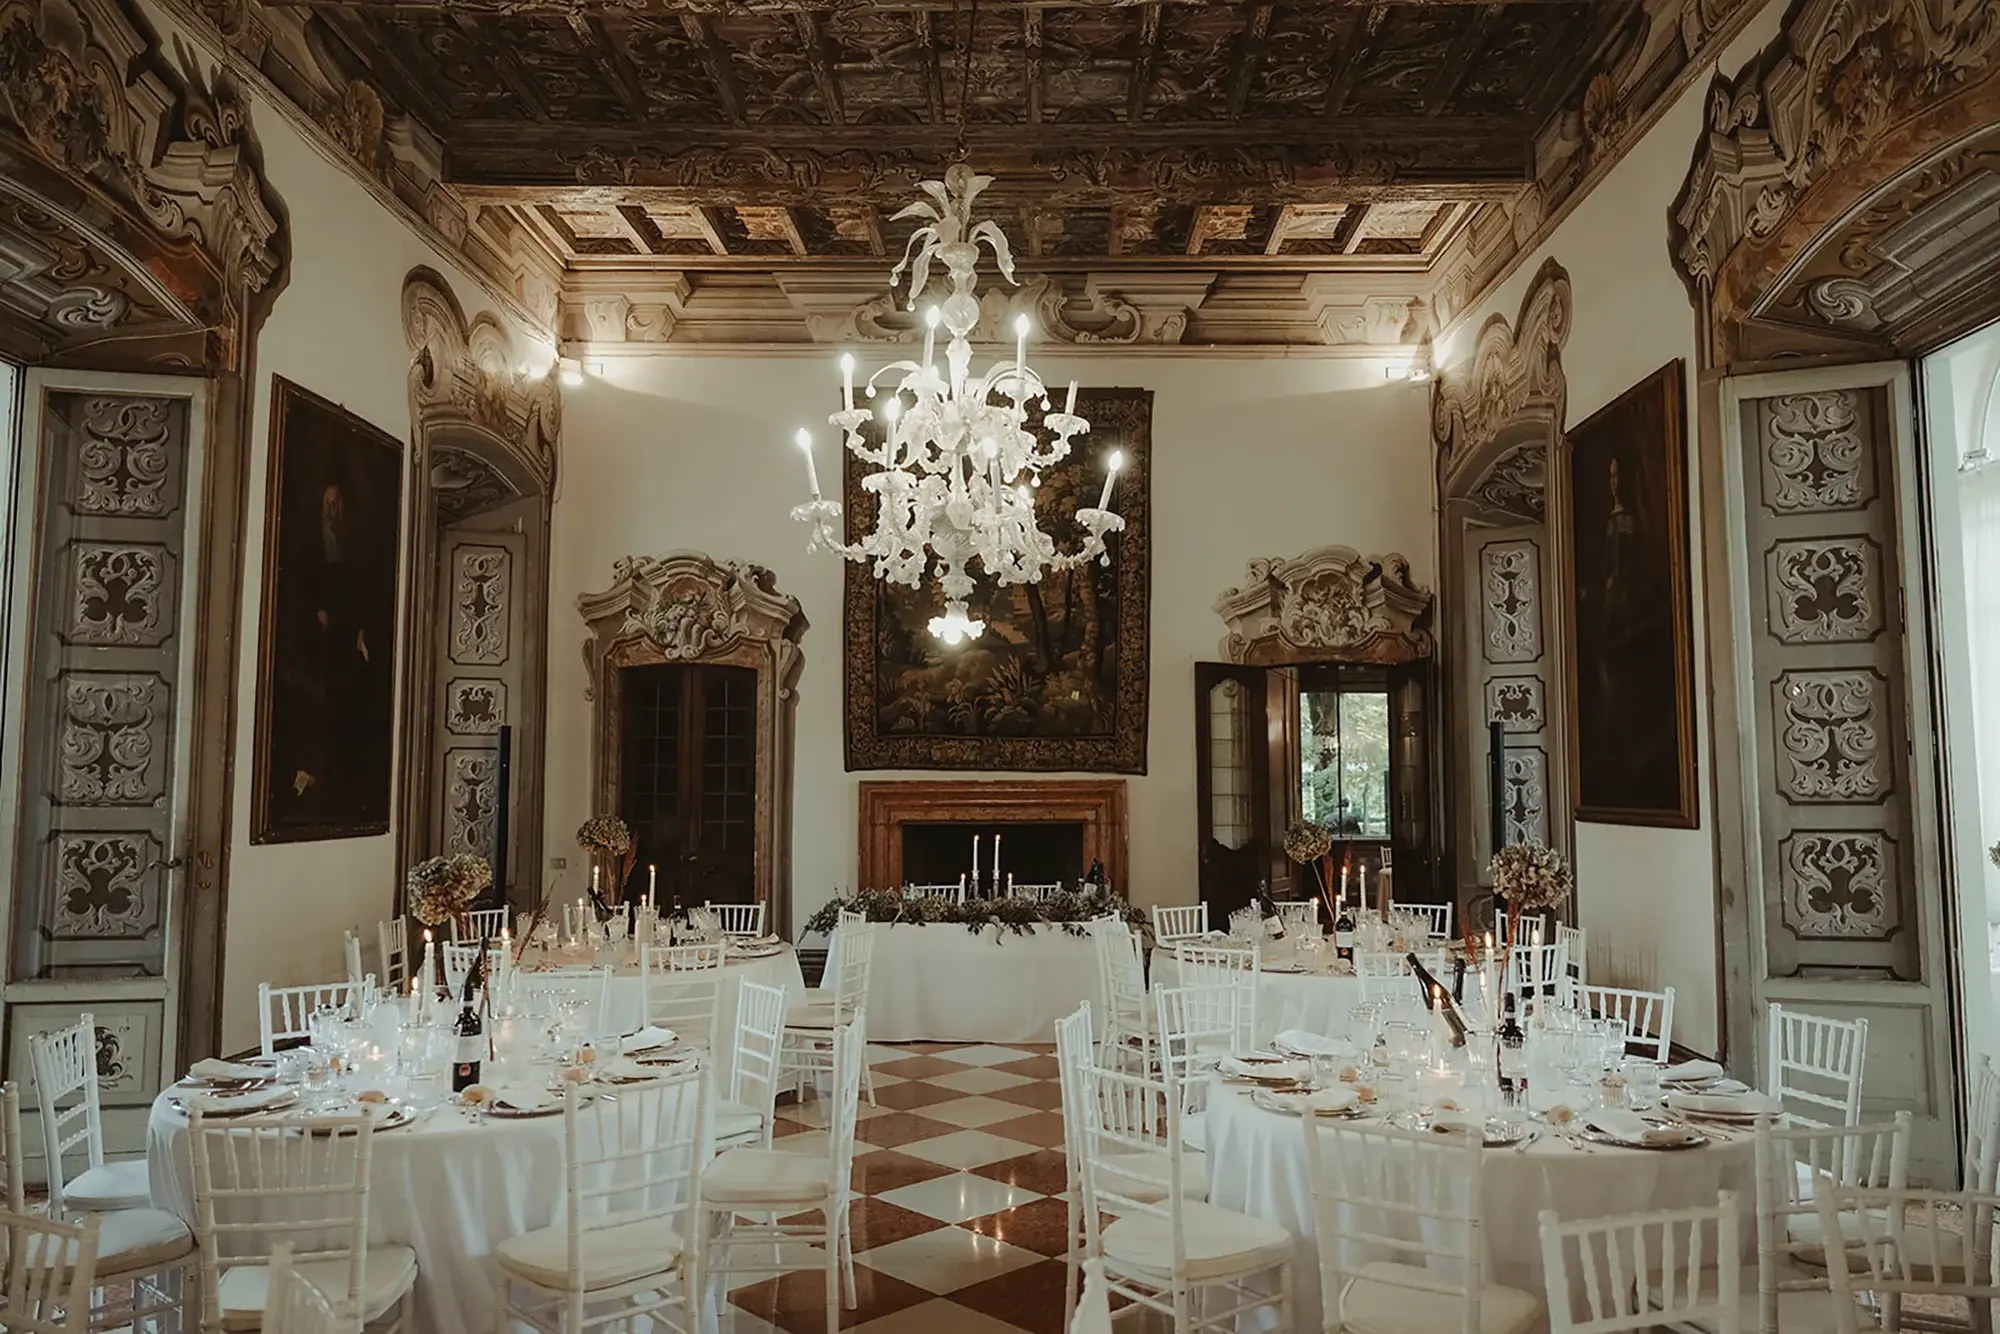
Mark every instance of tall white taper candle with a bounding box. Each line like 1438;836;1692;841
1097;450;1123;509
795;428;820;499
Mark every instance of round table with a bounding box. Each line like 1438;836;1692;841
150;947;802;1334
1202;1079;1756;1331
1150;954;1367;1049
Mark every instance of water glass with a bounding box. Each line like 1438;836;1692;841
1622;1058;1662;1111
404;1068;445;1112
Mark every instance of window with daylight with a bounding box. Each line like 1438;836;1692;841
1299;667;1392;841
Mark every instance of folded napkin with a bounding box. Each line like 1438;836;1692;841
491;1087;559;1113
1585;1108;1703;1147
186;1058;268;1083
1273;1030;1357;1059
621;1026;676;1054
1221;1055;1310;1081
188;1085;292;1116
1661;1059;1726;1083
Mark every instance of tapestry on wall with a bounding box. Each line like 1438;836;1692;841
843;387;1152;773
1560;360;1698;828
252;378;404;843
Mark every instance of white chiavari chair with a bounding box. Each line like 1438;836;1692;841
1572;983;1676;1063
1506;940;1570;1008
1818;1182;2000;1334
703;901;766;937
1170;943;1259;1056
1072;1257;1114;1334
494;1070;705;1334
187;1110;416;1334
1054;1003;1095;1331
1077;1057;1290;1334
1766;1004;1868;1128
2;1209;100;1334
254;981;375;1058
902;882;965;903
1356;951;1420;1007
375;918;409;992
27;1014;149;1214
1152;983;1234;1159
1556;924;1587;988
1088;916;1152;1075
514;967;614;1033
1392;901;1454;940
341;931;364;987
1505;914;1548;948
1967;1054;2000;1193
4;1079;197;1334
449;907;509;944
702;1014;866;1334
639;942;726;1052
441;943;502;997
1306;1119;1541;1334
716;979;788;1149
261;1243;352;1334
1152;903;1209;945
1008;881;1066;902
781;923;876;1105
1540;1194;1740;1334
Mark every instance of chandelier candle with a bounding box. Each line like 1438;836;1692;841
789;163;1126;643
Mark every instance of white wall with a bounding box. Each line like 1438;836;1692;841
143;2;547;1053
544;352;1436;931
1433;3;1786;1056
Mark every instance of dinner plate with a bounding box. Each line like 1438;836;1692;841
1427;1116;1532;1147
1251;1087;1364;1118
728;945;786;959
1578;1126;1711;1150
171;1087;300;1118
485;1097;566;1118
1664;1090;1780;1121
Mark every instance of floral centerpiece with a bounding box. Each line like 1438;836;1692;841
1487;840;1572;970
407;853;493;934
576;814;635;905
803;886;1148;942
1283;819;1336;927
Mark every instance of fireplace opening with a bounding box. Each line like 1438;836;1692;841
900;822;1086;891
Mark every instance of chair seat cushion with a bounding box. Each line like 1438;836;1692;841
1784;1205;1902;1270
495;1211;685;1291
1338;1263;1541;1334
216;1245;417;1329
701;1147;836;1207
1098;1149;1209;1203
25;1208;193;1276
714;1097;766;1144
1101;1200;1292;1282
1670;1263;1879;1334
63;1158;150;1211
785;1002;840;1030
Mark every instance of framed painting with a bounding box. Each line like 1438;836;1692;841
251;378;404;843
1561;359;1698;827
843;387;1152;772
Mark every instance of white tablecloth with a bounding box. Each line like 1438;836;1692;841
516;945;806;1086
832;922;1100;1043
1150;954;1366;1049
1203;1080;1755;1331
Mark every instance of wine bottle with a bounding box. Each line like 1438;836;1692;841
1497;991;1526;1101
1334;894;1357;962
451;945;486;1094
1405;952;1468;1048
1251;879;1286;939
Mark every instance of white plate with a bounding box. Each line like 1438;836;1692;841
1251;1087;1363;1118
173;1086;300;1117
1664;1090;1781;1120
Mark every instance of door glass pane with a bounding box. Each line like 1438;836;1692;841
618;663;681;874
1300;686;1391;839
1207;679;1251;851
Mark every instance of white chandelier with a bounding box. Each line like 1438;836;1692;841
788;164;1126;645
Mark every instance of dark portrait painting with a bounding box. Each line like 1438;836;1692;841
844;387;1152;772
1562;360;1698;827
252;379;403;843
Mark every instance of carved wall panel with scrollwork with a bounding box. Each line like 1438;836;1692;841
580;553;806;936
1214;547;1433;667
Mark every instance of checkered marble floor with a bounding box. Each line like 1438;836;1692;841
716;1041;1079;1334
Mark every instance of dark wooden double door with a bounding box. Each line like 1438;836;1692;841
619;663;756;908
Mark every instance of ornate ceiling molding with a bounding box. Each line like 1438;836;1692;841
1670;0;2000;360
0;0;284;364
1215;546;1433;666
402;266;562;494
1430;256;1572;499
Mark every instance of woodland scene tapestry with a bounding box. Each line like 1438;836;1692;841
1562;360;1698;828
252;378;404;843
844;387;1152;772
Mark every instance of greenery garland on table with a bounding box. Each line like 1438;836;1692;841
803;887;1149;941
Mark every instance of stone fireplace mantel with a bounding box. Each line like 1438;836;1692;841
856;780;1129;892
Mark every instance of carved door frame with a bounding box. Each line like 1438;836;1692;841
579;554;806;938
1432;260;1576;921
395;270;560;913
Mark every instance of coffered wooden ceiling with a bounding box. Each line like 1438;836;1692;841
292;0;1638;270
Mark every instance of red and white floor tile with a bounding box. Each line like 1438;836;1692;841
716;1042;1083;1334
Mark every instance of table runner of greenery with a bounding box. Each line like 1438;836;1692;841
803;887;1149;940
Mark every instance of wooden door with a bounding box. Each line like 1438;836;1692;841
619;663;758;909
1195;662;1269;923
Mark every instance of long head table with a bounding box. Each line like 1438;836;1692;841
830;921;1100;1044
